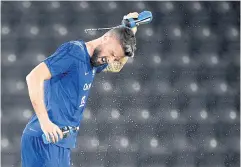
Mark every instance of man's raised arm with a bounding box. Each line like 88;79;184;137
103;12;138;73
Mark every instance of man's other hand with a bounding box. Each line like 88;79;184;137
123;12;139;34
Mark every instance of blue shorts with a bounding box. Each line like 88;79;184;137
21;133;71;167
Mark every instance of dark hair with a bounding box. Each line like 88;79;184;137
108;26;136;58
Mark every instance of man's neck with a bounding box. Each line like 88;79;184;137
85;38;102;58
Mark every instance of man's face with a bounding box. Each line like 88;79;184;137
90;36;125;67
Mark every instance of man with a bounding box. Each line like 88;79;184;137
21;12;138;167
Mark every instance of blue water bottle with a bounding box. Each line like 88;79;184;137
122;11;153;28
42;126;79;144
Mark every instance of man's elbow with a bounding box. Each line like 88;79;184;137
26;70;42;85
26;62;52;83
26;74;37;87
26;73;31;83
26;73;32;84
26;70;37;82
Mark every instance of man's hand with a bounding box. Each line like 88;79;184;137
103;56;129;73
123;12;139;34
40;119;63;143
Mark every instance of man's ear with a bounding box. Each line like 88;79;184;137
101;34;109;44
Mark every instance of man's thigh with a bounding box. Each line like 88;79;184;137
21;134;70;167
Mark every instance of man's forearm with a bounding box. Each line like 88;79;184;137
26;75;50;124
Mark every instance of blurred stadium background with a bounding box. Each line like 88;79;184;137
1;1;240;167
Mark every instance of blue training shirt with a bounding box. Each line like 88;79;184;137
23;40;108;148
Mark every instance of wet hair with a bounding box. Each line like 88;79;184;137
107;26;137;58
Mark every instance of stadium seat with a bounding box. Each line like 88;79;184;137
71;151;106;167
1;105;32;123
221;50;240;67
2;78;28;96
1;153;21;167
104;151;137;167
198;152;227;167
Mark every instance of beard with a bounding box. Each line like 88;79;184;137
90;47;104;67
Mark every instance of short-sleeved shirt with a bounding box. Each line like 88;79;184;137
23;40;108;148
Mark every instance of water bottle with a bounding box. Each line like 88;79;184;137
122;11;153;28
42;126;79;144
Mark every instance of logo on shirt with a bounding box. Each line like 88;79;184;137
92;69;96;77
83;83;92;91
79;96;86;108
29;128;37;132
85;72;89;75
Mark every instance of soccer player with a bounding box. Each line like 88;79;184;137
21;12;138;167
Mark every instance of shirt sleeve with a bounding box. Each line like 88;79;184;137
43;41;82;77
